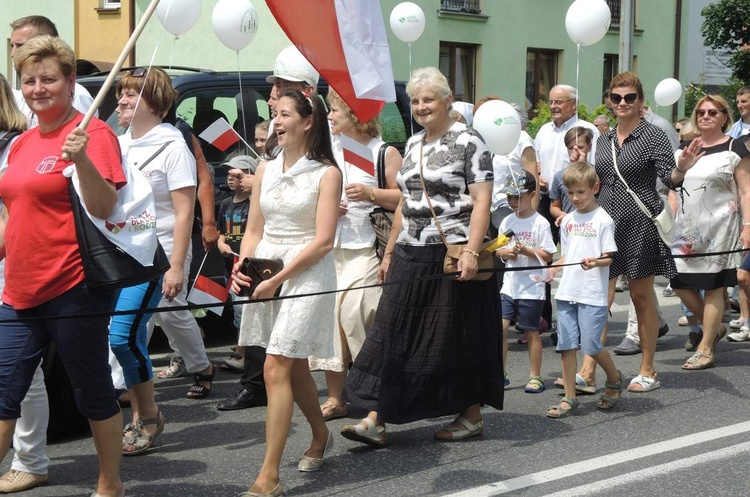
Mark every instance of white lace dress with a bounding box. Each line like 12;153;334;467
238;155;337;359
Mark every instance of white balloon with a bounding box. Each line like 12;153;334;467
565;0;611;46
390;2;425;44
157;0;201;36
212;0;259;52
472;101;522;156
654;78;683;106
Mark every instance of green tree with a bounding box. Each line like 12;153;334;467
701;0;750;83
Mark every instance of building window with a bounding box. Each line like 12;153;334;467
603;53;619;98
440;0;481;15
606;0;638;29
99;0;121;9
439;42;477;103
525;49;559;111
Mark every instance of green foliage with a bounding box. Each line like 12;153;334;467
683;77;745;119
526;102;611;139
701;0;750;82
526;102;551;139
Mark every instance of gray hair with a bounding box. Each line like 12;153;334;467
552;84;578;101
594;114;610;124
509;103;528;129
406;67;452;102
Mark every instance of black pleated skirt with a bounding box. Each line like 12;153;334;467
344;243;504;424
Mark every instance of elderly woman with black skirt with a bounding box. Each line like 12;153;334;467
342;67;503;447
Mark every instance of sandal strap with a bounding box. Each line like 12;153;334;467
139;408;164;427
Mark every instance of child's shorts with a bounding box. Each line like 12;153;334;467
501;294;543;332
556;300;608;355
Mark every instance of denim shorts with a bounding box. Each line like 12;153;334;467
0;283;119;421
501;294;543;332
741;252;750;272
555;300;608;355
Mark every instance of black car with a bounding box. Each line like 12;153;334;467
77;67;416;286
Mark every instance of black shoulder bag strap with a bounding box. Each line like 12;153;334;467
137;141;174;171
0;131;22;155
376;142;388;189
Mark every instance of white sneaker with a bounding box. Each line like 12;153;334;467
727;326;750;342
729;317;744;330
678;316;689;326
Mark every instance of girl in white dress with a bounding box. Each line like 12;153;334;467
232;89;342;497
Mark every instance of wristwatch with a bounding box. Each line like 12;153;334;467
369;188;376;202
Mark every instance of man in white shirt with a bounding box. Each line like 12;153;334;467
534;84;599;245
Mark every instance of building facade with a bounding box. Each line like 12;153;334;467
2;1;709;122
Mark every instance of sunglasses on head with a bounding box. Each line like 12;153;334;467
610;93;638;105
130;67;148;78
696;108;723;118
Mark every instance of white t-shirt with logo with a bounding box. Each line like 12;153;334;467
499;212;556;300
555;207;617;307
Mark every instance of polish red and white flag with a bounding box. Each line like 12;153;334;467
188;274;230;316
198;117;241;151
340;135;375;176
266;0;396;123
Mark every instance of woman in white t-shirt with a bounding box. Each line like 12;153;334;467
113;68;213;456
308;90;402;421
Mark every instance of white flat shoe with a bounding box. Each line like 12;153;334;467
298;429;334;472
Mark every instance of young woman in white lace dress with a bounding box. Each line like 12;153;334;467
231;89;342;497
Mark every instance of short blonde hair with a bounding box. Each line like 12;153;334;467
117;67;176;119
691;94;734;133
406;67;452;102
14;35;75;78
326;88;381;137
563;161;599;189
0;74;27;133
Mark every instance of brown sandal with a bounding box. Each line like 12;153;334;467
320;399;348;421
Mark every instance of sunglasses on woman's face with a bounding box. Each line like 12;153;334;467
130;67;148;77
696;108;722;118
610;93;638;105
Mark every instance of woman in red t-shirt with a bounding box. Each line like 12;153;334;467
0;36;126;497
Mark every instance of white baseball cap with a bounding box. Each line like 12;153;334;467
266;45;319;88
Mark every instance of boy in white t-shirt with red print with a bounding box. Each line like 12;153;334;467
496;170;556;394
547;162;622;418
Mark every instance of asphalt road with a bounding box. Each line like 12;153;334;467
5;277;750;497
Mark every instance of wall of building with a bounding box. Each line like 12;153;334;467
76;0;130;70
1;0;77;87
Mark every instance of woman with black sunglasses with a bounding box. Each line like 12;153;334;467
670;95;750;368
594;72;684;394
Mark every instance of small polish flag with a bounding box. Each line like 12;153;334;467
187;275;230;316
198;118;241;151
340;135;375;176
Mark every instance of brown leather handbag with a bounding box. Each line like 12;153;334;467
239;258;284;297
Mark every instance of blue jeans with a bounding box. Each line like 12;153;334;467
109;279;162;388
0;283;119;421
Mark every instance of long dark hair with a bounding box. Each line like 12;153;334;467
277;88;337;167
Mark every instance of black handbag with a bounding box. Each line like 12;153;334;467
368;143;395;259
69;181;170;290
239;257;284;297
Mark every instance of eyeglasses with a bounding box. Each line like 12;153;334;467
696;108;724;118
548;98;572;106
610;93;638;105
130;67;148;77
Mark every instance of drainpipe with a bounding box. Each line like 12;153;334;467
129;0;136;65
673;0;683;121
619;0;634;73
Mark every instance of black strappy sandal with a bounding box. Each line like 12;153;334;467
186;364;215;399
